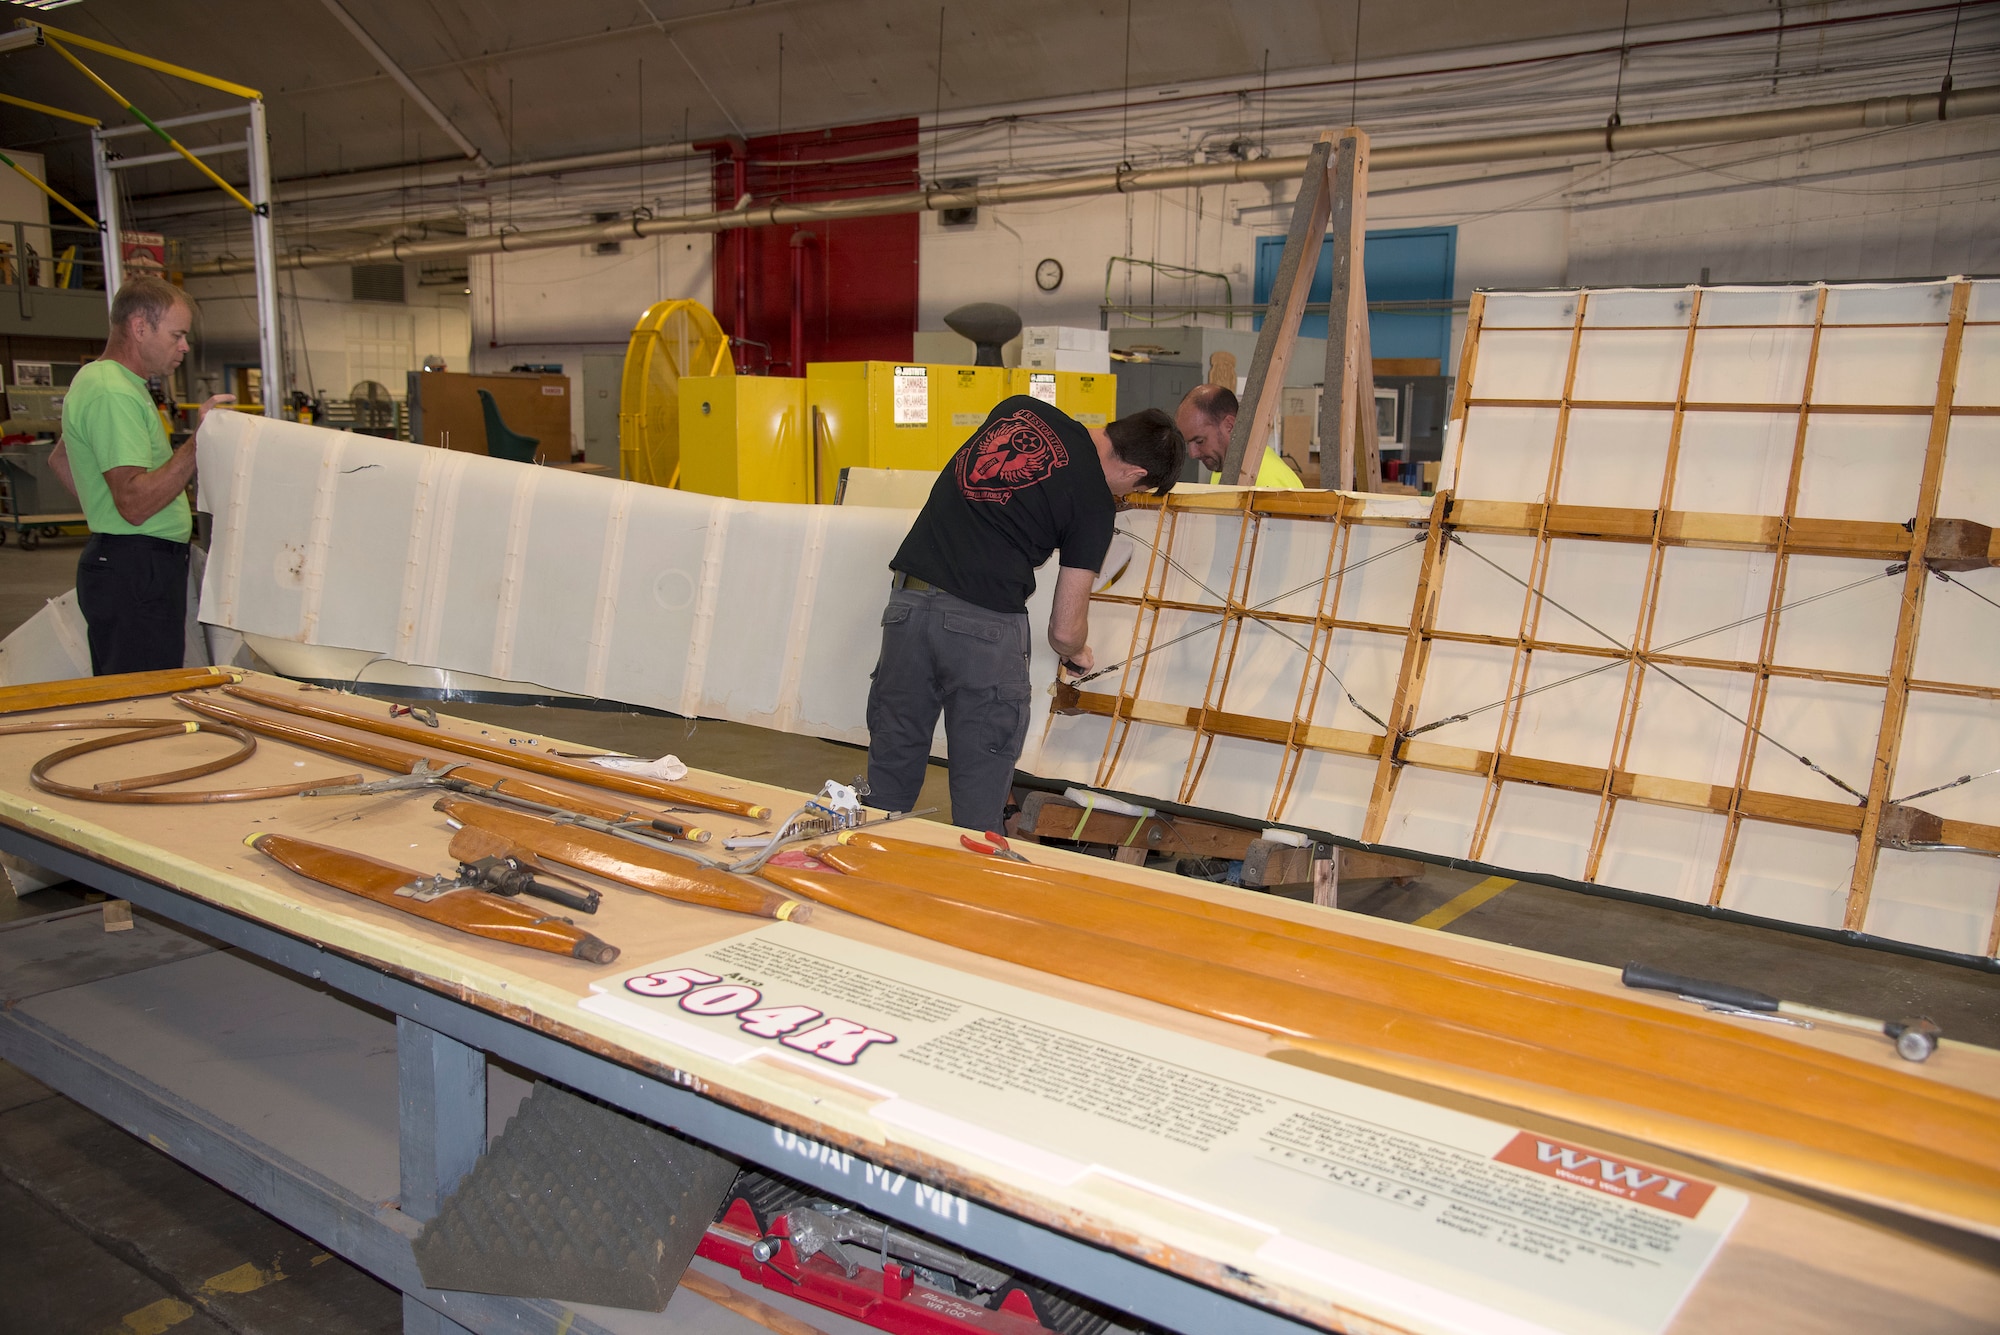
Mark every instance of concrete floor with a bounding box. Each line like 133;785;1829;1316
2;537;1997;1332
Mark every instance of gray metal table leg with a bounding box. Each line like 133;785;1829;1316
399;1016;486;1335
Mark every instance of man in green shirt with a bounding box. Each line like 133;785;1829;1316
50;276;232;674
1175;383;1304;489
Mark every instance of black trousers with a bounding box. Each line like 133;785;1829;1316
75;533;189;676
864;583;1032;834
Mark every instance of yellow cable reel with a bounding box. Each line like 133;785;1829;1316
618;299;733;486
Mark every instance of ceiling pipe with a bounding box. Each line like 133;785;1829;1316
135;141;710;217
188;82;2000;276
318;0;489;170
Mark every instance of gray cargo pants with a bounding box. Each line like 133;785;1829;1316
864;582;1032;834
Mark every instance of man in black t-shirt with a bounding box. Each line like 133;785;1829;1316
866;396;1185;832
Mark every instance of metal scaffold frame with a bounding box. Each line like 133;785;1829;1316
16;19;284;419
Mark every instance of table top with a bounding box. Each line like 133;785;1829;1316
2;673;1995;1335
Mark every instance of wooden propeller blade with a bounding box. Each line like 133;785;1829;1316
810;842;2000;1168
247;831;618;964
224;683;770;820
436;797;808;922
841;835;1989;1110
757;863;2000;1234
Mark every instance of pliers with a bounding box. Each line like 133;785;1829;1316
960;830;1030;862
389;703;440;727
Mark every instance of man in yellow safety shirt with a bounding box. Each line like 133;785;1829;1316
1175;383;1303;488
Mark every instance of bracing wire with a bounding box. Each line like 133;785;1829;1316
1406;534;1890;801
1081;526;1429;730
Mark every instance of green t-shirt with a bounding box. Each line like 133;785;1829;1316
61;359;190;542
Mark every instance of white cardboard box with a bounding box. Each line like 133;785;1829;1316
1020;335;1111;373
1022;326;1110;355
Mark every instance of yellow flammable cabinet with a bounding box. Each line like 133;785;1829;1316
806;362;936;476
1008;369;1117;428
931;365;1010;465
677;375;808;502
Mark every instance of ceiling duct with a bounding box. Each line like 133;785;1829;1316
187;83;2000;277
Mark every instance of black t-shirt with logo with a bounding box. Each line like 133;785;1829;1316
890;396;1116;616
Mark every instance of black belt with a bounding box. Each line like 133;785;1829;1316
86;532;190;554
890;571;935;592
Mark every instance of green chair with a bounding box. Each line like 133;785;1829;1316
476;389;540;463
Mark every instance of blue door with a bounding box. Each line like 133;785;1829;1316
1252;226;1456;365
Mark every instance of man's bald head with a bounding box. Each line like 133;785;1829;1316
1175;383;1238;473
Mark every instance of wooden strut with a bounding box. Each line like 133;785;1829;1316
248;832;618;964
0;667;241;717
1093;501;1177;788
221;683;771;820
764;845;2000;1234
1585;291;1704;881
1271;500;1357;818
1466;293;1590;862
435;797;808;922
1217;126;1379;492
1222;134;1336;488
1181;496;1264;805
8;717;359;804
1846;281;1973;931
1361;490;1452;844
176;692;710;840
1708;287;1831;906
1318;127;1377;493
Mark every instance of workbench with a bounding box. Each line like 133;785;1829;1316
1;676;1996;1335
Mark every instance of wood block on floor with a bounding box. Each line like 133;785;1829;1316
1018;795;1260;860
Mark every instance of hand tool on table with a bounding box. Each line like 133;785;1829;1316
448;825;601;914
437;797;811;922
1620;962;1943;1061
247;831;618;963
388;702;440;727
959;830;1030;862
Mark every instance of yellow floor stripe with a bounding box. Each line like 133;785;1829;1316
119;1298;193;1335
1413;875;1516;930
202;1260;282;1295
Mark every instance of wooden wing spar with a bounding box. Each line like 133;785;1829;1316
247;832;618;964
761;845;2000;1236
0;667;243;716
176;692;709;839
436;797;809;923
221;683;770;820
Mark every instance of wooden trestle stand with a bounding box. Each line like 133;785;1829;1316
1220;127;1382;492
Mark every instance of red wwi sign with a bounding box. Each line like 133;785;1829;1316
1493;1132;1716;1218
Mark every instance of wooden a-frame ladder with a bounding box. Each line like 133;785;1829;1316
1219;127;1382;492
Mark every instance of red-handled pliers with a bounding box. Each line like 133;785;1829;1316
960;831;1030;862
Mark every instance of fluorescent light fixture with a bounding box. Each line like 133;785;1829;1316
7;2;86;12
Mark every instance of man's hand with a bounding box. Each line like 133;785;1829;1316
197;393;237;427
1060;646;1096;676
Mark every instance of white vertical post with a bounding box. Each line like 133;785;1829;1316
247;98;285;419
92;127;122;312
